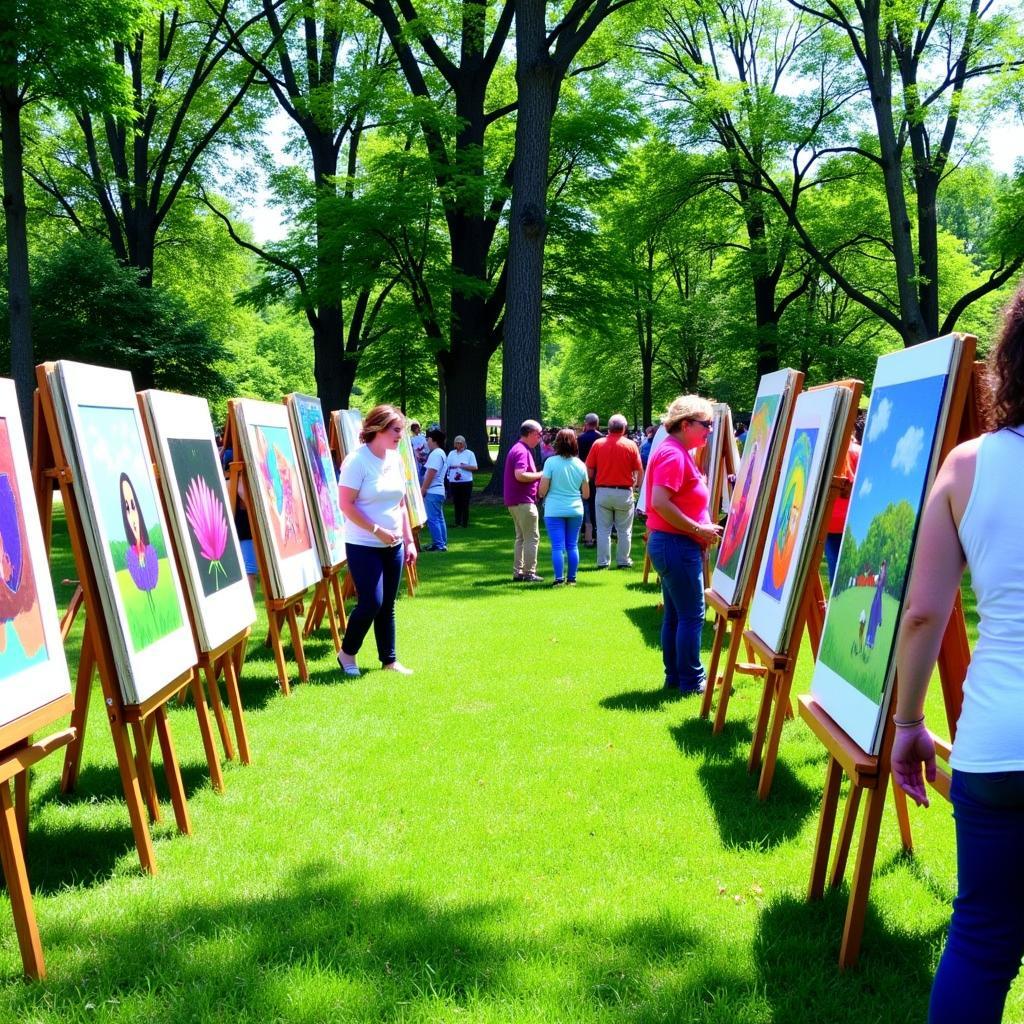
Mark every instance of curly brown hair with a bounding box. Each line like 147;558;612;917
553;428;578;457
990;283;1024;431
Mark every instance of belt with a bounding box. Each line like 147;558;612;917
598;484;633;490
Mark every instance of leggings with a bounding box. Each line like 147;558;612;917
341;542;404;665
544;514;583;581
930;770;1024;1023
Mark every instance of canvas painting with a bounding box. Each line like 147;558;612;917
141;390;256;653
0;381;72;729
49;362;196;705
397;427;427;529
234;399;321;600
747;385;853;652
811;336;965;753
711;369;800;605
333;409;362;460
287;393;346;568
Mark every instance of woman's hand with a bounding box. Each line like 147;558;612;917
404;540;418;565
695;522;723;548
375;526;399;545
891;722;937;808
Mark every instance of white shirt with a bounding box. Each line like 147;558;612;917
424;447;447;495
446;448;477;483
338;445;405;547
410;432;428;465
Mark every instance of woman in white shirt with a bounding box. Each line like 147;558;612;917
446;434;478;527
336;405;417;676
420;428;448;551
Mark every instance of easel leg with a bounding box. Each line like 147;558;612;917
267;609;292;696
203;661;234;761
222;652;251;765
712;618;745;735
190;672;225;794
757;672;795;801
131;721;161;824
404;562;416;598
890;777;914;853
323;577;342;652
839;781;888;969
302;581;325;639
0;780;45;980
108;716;158;875
748;669;777;776
829;786;863;887
700;616;728;720
154;706;192;836
809;756;844;901
61;633;96;795
287;603;309;682
331;571;347;633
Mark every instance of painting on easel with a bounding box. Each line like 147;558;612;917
332;409;362;460
0;380;71;727
48;362;196;705
141;390;256;653
811;336;966;753
234;399;321;599
396;425;427;529
287;394;346;568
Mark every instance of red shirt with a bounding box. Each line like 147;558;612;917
585;434;642;486
827;441;861;534
644;437;711;534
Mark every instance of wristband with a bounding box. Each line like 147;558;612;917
893;714;925;728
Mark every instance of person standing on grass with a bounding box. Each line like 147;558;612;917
446;435;478;528
503;419;544;582
538;428;589;586
336;404;417;677
409;419;428;481
577;413;603;547
586;413;643;569
644;395;722;695
420;428;448;552
891;280;1024;1024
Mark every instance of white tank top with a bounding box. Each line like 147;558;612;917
952;428;1024;771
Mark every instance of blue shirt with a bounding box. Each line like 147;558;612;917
542;456;587;517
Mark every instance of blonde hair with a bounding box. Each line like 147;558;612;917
359;404;404;444
662;395;713;433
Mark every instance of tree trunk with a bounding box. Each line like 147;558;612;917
915;169;940;338
0;66;34;442
313;306;356;417
439;344;491;470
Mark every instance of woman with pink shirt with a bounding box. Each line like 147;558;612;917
644;396;723;694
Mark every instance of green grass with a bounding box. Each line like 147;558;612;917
0;485;1012;1023
113;562;184;650
817;588;900;703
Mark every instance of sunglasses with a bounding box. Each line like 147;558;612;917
687;418;714;430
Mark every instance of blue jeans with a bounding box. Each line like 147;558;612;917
930;770;1024;1023
425;492;447;549
544;514;583;581
341;542;404;665
646;530;705;690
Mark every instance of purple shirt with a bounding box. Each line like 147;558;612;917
503;440;539;506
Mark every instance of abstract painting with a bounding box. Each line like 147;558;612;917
397;427;427;529
252;424;313;558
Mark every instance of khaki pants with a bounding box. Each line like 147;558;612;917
596;487;636;567
508;502;540;575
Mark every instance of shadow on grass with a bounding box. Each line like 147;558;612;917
753;889;939;1022
670;718;817;848
27;817;141;893
600;686;682;712
623;605;664;651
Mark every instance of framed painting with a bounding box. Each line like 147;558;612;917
396;426;427;529
234;399;321;600
332;409;362;460
141;390;256;653
286;394;346;568
49;362;196;705
0;379;72;729
747;385;854;652
711;369;801;605
810;335;966;753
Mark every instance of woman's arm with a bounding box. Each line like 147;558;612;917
538;476;551;499
338;485;399;545
651;485;722;547
421;467;437;496
464;452;478;472
581;479;590;500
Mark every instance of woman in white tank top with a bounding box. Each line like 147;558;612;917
893;281;1024;1024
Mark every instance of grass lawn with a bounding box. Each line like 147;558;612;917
817;587;900;703
0;482;1012;1023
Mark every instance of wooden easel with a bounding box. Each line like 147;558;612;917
136;395;252;789
303;563;347;648
740;379;862;800
799;340;980;968
700;373;805;728
33;367;194;876
223;401;309;696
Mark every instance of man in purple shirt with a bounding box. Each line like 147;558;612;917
503;419;544;582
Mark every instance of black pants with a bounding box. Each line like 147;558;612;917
450;481;473;526
341;542;404;665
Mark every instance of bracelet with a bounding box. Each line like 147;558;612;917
893;714;925;728
371;523;379;535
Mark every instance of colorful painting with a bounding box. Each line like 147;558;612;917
78;405;184;652
397;427;427;529
334;409;362;460
251;424;313;558
811;335;965;753
762;427;818;600
167;438;243;596
0;420;47;679
289;394;346;567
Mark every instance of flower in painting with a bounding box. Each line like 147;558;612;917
125;543;159;592
184;475;229;589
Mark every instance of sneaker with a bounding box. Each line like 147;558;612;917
337;651;361;677
521;572;545;582
679;681;706;697
552;578;566;587
512;573;525;582
595;563;609;570
382;661;414;675
567;578;577;586
614;560;634;569
423;545;447;552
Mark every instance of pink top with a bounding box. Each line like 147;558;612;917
644;436;711;534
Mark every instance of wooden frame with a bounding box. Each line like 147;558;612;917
34;366;196;876
799;347;981;969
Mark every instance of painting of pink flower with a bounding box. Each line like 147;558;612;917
185;475;229;590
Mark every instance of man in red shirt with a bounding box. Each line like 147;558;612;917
585;413;643;569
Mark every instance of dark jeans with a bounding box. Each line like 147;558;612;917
646;530;705;690
930;770;1024;1023
341;542;404;665
450;481;473;526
